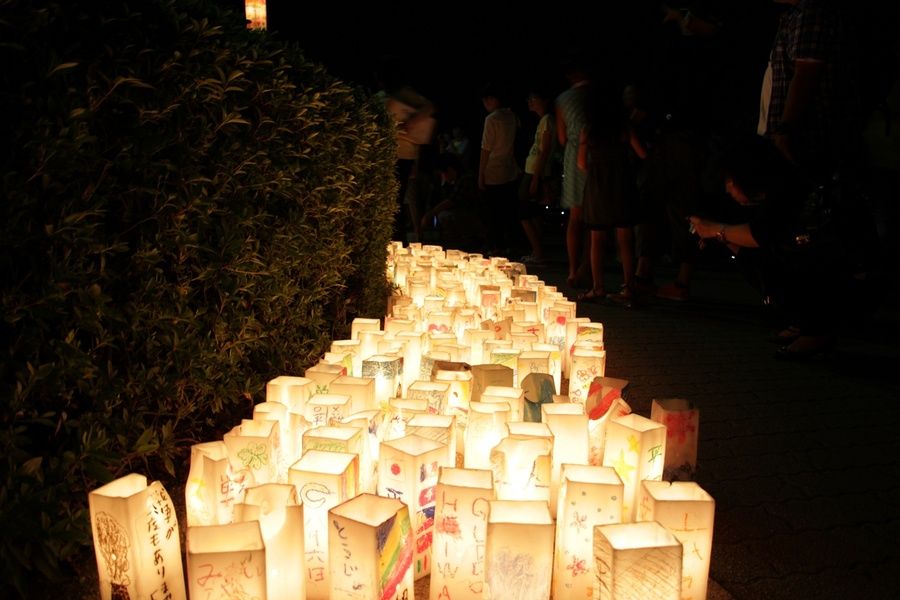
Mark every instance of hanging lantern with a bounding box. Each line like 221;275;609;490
244;0;267;29
89;474;186;600
431;467;494;599
484;500;555;600
288;450;358;599
553;465;623;600
378;434;446;579
639;481;715;600
328;494;415;600
186;520;266;600
233;483;304;600
186;441;242;527
602;413;667;522
465;401;510;470
651;398;700;481
593;521;683;600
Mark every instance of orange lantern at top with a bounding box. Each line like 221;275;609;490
245;0;266;29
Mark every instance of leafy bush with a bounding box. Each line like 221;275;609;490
0;0;396;594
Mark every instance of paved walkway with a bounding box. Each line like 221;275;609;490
525;243;900;599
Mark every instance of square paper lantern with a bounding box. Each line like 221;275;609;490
408;380;451;415
481;385;525;422
223;419;279;486
569;349;606;404
328;494;415;600
253;401;295;474
303;425;364;460
541;403;589;513
553;465;623;600
470;364;514;403
594;521;683;600
187;520;266;600
331;339;363;377
431;468;495;599
362;355;403;409
532;342;562;396
379;434;446;579
490;427;553;502
384;397;430;441
244;0;267;29
186;441;241;527
265;375;314;412
465;401;511;470
340;410;383;493
434;366;473;417
517;350;551;388
563;317;590;379
358;329;386;362
464;328;495;366
602;413;667;522
651;398;700;481
490;347;521;383
639;481;715;600
407;413;457;468
288;450;359;600
384;317;416;338
586;379;632;465
233;483;304;600
329;375;376;414
305;363;344;395
398;331;425;392
485;500;554;600
305;393;351;429
89;474;186;600
351;317;381;340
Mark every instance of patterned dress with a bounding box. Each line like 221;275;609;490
556;83;590;209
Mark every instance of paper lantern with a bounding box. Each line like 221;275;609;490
328;494;415;600
593;521;683;600
510;331;539;351
379;434;446;579
223;419;279;485
329;375;376;414
485;500;554;600
407;413;457;468
563;317;590;379
321;351;354;375
481;385;525;423
233;483;304;600
358;329;386;362
517;350;551;388
639;481;715;600
288;450;359;599
532;342;562;396
89;474;186;600
340;410;383;493
305;393;351;430
489;347;521;387
265;375;314;412
541;403;589;513
410;277;429;307
521;372;556;422
569;348;606;404
407;380;451;415
397;331;425;392
465;401;510;470
303;425;364;460
553;465;623;600
480;286;501;319
351;317;381;340
331;339;363;377
384;397;429;441
384;317;416;338
186;441;241;527
431;468;494;599
602;413;667;521
253;401;295;476
490;425;553;502
651;398;700;481
244;0;266;29
186;520;266;600
587;396;632;466
434;366;473;418
304;362;344;395
362;355;403;408
463;328;494;365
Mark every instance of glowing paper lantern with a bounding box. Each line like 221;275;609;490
464;328;494;365
305;393;351;429
481;385;525;422
351;317;381;340
233;483;304;600
470;364;514;403
431;468;494;599
569;348;606;404
639;481;715;600
383;397;429;440
490;347;521;383
289;450;359;600
358;329;386;362
587;396;632;466
329;375;376;414
253;401;295;475
521;372;556;422
187;520;266;600
434;365;473;418
340;410;383;493
186;441;242;526
553;465;623;600
541;402;589;513
378;434;445;579
328;494;415;600
485;500;554;600
491;424;553;502
602;413;667;521
407;380;451;415
305;362;344;395
244;0;266;29
331;339;362;377
407;413;457;468
397;331;425;392
465;401;510;470
593;521;683;600
265;375;314;412
362;355;402;408
517;350;551;388
89;474;186;600
303;425;364;459
532;342;562;396
563;317;590;379
223;419;279;485
651;398;700;481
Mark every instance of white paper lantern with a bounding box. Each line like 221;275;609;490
185;441;241;527
485;500;554;600
186;520;266;600
465;401;510;470
602;413;667;521
594;521;683;600
651;398;700;481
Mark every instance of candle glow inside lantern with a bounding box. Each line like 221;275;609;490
517;350;551;388
187;520;266;600
639;481;715;600
341;410;383;493
223;419;279;486
553;465;623;600
244;0;266;29
265;375;314;412
362;354;403;409
378;434;445;579
89;474;186;600
305;393;351;429
186;441;240;527
651;398;700;481
331;339;363;377
407;380;451;415
602;413;667;521
465;401;511;470
541;403;589;513
329;375;376;415
485;500;555;600
490;425;553;502
384;397;429;441
563;317;590;379
407;413;458;468
288;450;358;600
328;494;415;600
430;467;494;599
304;363;344;396
593;521;683;600
569;348;606;404
233;483;304;600
532;342;562;396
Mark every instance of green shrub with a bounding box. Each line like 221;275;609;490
0;0;396;595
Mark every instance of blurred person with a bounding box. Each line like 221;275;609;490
478;83;521;256
518;87;557;264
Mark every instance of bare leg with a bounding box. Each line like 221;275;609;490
589;228;607;295
616;227;636;289
521;218;544;258
567;206;584;283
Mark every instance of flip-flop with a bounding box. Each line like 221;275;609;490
576;288;606;303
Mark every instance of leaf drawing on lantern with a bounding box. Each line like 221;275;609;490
95;512;131;591
237;443;268;470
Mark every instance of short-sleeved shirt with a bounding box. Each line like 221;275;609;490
525;114;555;176
481;108;520;185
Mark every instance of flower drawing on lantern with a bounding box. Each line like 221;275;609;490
665;412;697;443
95;512;131;598
487;548;538;598
566;555;589;578
237;443;268;470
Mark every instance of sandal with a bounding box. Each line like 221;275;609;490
607;284;636;306
576;288;606;303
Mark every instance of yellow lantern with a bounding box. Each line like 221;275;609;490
563;317;590;379
463;328;494;365
431;467;494;599
288;450;359;600
253;401;295;476
485;500;555;600
302;425;364;459
384;317;417;338
541;402;589;513
233;483;304;600
265;375;314;412
358;329;386;362
481;385;525;423
490;425;553;502
434;366;473;416
489;346;521;383
305;393;351;429
89;474;186;600
329;375;376;414
568;348;606;404
639;481;715;600
651;398;700;481
331;339;363;377
186;520;266;600
517;350;551;388
186;441;240;527
223;419;279;485
602;413;667;521
304;362;344;395
328;494;415;600
244;0;266;29
553;465;623;600
465;401;510;470
470;364;514;403
378;434;446;579
362;354;403;408
351;317;381;340
593;521;683;600
532;342;562;396
407;413;458;468
407;380;451;415
397;331;425;392
384;397;430;441
340;410;383;493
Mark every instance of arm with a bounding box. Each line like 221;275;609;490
555;106;567;146
529;125;554;194
628;128;648;160
478;148;490;191
688;217;760;248
576;129;588;172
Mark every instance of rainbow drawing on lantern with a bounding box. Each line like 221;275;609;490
376;513;414;600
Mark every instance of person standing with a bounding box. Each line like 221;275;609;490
479;83;521;256
518;87;556;263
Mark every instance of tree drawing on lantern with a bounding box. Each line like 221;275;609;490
95;512;131;600
238;443;268;470
487;548;540;600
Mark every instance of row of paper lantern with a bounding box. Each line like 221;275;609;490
88;242;710;600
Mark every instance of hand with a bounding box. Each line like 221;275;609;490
688;216;720;239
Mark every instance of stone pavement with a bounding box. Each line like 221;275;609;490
524;245;900;599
